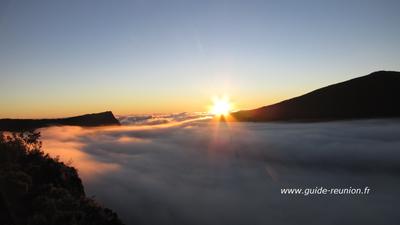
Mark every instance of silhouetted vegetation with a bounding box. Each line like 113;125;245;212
0;131;124;225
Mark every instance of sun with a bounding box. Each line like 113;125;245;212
209;96;232;116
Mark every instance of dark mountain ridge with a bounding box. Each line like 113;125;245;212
231;71;400;122
0;111;120;131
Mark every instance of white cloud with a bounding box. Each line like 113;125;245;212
40;119;400;225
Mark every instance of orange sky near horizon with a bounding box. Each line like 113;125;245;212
0;92;291;119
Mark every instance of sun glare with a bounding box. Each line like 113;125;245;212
210;96;232;116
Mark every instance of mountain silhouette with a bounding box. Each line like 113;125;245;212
0;111;120;131
231;71;400;122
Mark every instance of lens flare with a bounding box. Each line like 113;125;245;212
209;96;232;116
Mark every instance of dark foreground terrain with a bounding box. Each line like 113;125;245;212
0;131;124;225
232;71;400;121
0;111;120;132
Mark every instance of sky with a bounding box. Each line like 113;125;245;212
1;0;400;118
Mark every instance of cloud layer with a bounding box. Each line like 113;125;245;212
117;112;211;126
40;119;400;225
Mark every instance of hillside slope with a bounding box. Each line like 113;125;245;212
0;111;120;131
232;71;400;122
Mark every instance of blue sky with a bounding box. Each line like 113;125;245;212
1;0;400;117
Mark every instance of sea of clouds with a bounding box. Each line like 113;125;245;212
40;116;400;225
117;112;211;126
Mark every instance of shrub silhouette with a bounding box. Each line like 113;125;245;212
0;131;124;225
